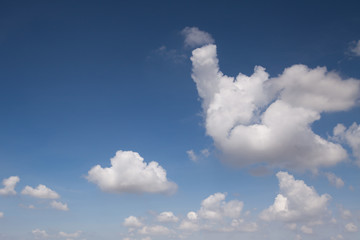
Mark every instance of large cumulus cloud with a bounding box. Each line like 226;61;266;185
191;44;360;170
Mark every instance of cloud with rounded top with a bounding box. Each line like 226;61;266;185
182;27;214;48
87;150;177;194
0;176;20;196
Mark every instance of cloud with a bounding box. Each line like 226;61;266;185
300;225;313;234
349;40;360;56
21;184;60;199
86;150;177;194
333;122;360;166
154;46;187;63
138;225;172;235
59;231;82;238
0;176;20;196
182;27;214;48
345;222;358;232
50;200;69;211
198;193;244;220
32;229;49;239
124;216;143;228
157;211;179;223
186;150;198;162
325;172;344;188
190;43;360;171
260;171;330;222
0;212;3;218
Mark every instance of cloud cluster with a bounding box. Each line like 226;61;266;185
50;200;69;211
190;43;360;170
87;150;177;194
260;172;330;223
0;176;20;196
182;27;214;48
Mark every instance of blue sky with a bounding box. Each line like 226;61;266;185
1;1;360;239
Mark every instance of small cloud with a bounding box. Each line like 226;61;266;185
138;225;172;235
86;150;177;194
155;46;186;63
32;229;49;239
50;200;69;211
59;231;82;238
300;225;313;234
157;211;179;223
21;184;60;199
181;27;214;48
124;216;143;228
200;149;210;157
186;150;198;162
345;222;358;232
349;40;360;56
0;212;3;218
0;176;20;196
324;172;344;188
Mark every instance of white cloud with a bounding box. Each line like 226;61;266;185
138;225;172;235
260;171;330;222
0;176;20;196
198;192;244;220
50;200;69;211
339;206;352;220
59;231;82;238
350;40;360;56
300;225;313;234
21;184;60;199
124;216;143;228
186;211;198;220
86;150;177;194
178;220;200;231
0;212;3;218
190;43;360;171
182;27;214;48
157;211;179;223
333;122;360;166
186;150;197;162
325;172;344;188
32;229;49;239
345;222;358;232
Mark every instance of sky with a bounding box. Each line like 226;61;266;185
1;1;360;239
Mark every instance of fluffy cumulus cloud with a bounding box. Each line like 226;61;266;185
260;172;330;223
0;176;20;196
124;216;143;228
157;211;179;223
333;122;360;166
87;150;177;194
182;27;214;48
198;192;244;220
190;43;360;171
324;172;344;188
50;200;69;211
21;184;60;199
350;40;360;56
